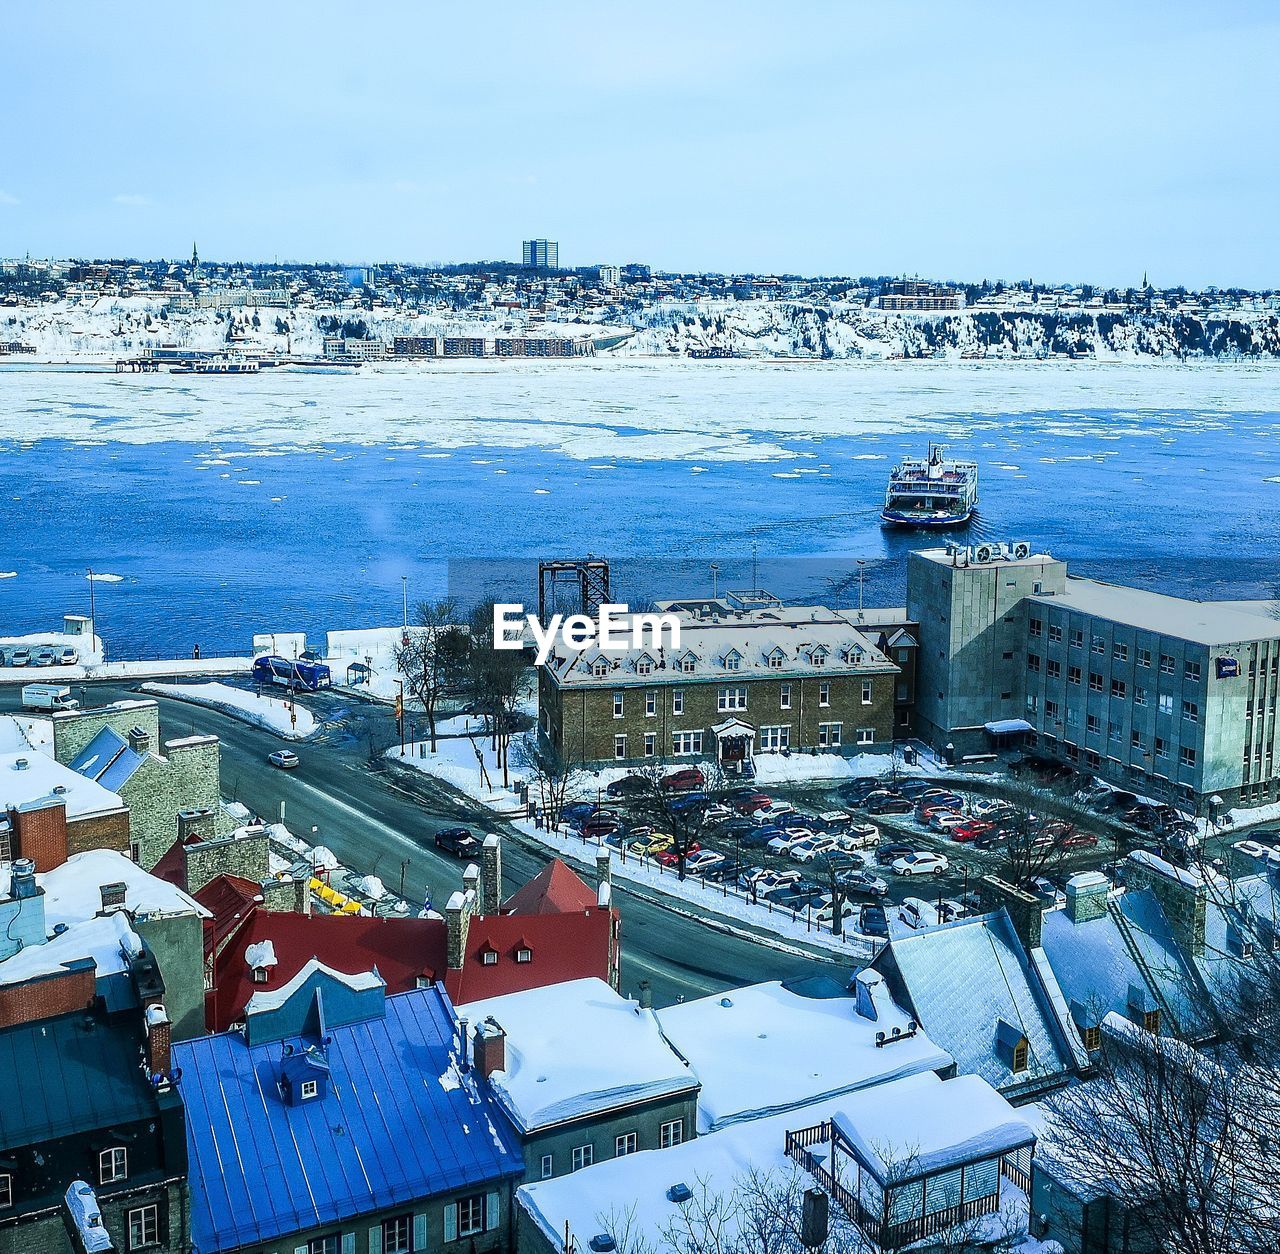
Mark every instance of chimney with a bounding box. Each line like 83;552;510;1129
177;807;217;843
0;860;46;961
100;882;128;911
596;845;612;893
979;875;1043;951
445;892;470;970
127;725;151;755
145;1003;172;1077
11;797;69;872
473;1018;507;1079
480;835;502;915
463;863;479;902
1123;852;1207;957
637;980;652;1010
1065;871;1111;924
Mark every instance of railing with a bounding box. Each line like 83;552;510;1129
785;1127;883;1244
1001;1152;1032;1194
883;1195;997;1248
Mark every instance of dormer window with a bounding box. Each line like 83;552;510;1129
516;947;532;963
1081;1025;1102;1052
1143;1009;1161;1034
252;967;269;984
300;1080;318;1100
810;649;827;667
636;656;653;676
481;949;499;966
1011;1039;1029;1074
99;1147;128;1185
766;649;785;670
723;650;742;672
678;653;697;674
592;659;609;678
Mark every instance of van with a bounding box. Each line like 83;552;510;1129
21;684;79;711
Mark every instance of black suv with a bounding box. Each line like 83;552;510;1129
434;827;481;858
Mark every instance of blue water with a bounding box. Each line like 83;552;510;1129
2;403;1278;657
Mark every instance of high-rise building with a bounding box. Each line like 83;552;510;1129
522;239;559;269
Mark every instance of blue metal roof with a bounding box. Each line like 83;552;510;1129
69;727;144;790
172;983;523;1254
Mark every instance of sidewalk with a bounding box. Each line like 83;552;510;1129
0;656;251;685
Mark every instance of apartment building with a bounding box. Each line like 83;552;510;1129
538;592;901;770
522;239;559;269
907;544;1280;807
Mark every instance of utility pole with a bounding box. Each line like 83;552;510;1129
751;540;759;592
401;575;409;630
710;562;719;599
396;680;405;756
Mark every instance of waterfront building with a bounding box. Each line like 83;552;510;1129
877;279;963;311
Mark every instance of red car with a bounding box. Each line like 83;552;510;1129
918;800;962;823
951;819;993;843
655;842;701;867
1060;831;1100;849
662;767;706;793
731;792;772;815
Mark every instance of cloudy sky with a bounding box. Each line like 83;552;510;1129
2;2;1277;286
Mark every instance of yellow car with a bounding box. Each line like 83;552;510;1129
629;832;674;857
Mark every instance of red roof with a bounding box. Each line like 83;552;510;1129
150;835;203;890
193;874;263;952
501;859;597;915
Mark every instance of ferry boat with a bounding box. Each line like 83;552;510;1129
170;355;260;376
880;444;979;528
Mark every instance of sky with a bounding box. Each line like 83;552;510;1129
2;2;1278;287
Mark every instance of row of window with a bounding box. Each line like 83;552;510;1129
1030;658;1202;721
616;724;873;759
1029;619;1207;680
545;1119;685;1179
307;1194;494;1254
611;680;874;719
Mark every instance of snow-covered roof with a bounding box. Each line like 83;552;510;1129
658;976;951;1133
458;977;698;1132
244;958;383;1015
0;715;52;755
0;750;125;821
0;911;142;984
37;849;209;929
832;1071;1035;1182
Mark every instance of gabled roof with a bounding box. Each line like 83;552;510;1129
502;859;596;915
878;909;1081;1098
193;873;262;952
174;985;523;1254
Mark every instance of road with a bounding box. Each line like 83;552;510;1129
1;683;833;1006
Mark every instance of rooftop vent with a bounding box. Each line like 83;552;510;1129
13;758;28;771
667;1184;693;1204
100;882;127;910
589;1237;617;1253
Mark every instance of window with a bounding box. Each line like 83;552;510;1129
1131;730;1144;749
1111;678;1126;699
673;731;702;756
1065;707;1079;727
614;734;627;760
636;659;652;676
1047;659;1061;679
679;654;696;673
1182;700;1199;724
718;686;747;711
572;1145;594;1172
1134;686;1147;708
672;690;684;715
767;651;784;669
455;1193;488;1238
300;1079;319;1100
1011;1039;1029;1074
1091;636;1105;655
1002;650;1014;661
1045;699;1060;721
127;1206;159;1251
541;1154;554;1180
252;966;269;984
818;722;842;748
1070;629;1084;649
779;683;791;710
1155;736;1168;759
1181;745;1198;768
660;1119;685;1148
516;947;532;963
615;1132;638;1157
818;682;830;708
1158;693;1174;715
1028;617;1043;638
724;652;741;671
1048;623;1063;643
643;732;656;758
0;1175;10;1210
1026;653;1041;673
856;727;875;746
1068;665;1082;685
481;949;498;966
1088;672;1103;692
861;678;873;705
760;725;790;752
1159;653;1176;675
1143;1009;1162;1034
100;1147;127;1185
810;649;827;667
384;1216;412;1254
1185;660;1201;681
1081;1025;1102;1051
592;659;609;678
612;691;624;718
1113;642;1128;662
309;1236;338;1254
1137;647;1152;668
645;690;656;717
1087;714;1101;734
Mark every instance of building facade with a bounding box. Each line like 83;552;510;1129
522;239;559;269
538;593;901;769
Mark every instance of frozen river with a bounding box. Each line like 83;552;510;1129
1;359;1278;656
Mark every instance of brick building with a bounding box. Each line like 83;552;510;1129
538;592;903;770
1;753;130;863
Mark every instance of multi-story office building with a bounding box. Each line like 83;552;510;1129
522;239;559;269
597;264;621;287
538;592;904;770
907;544;1280;807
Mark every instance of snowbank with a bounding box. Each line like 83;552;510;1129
140;681;316;739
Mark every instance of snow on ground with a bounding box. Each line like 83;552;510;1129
140;681;316;739
388;735;530;814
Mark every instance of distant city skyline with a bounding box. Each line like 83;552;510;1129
3;2;1279;288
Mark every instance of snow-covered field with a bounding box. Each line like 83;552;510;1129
140;680;317;739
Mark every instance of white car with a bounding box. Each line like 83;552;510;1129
835;821;879;850
929;811;969;834
814;895;858;925
268;749;300;770
702;804;736;825
767;832;808;854
892;851;950;877
790;835;839;863
742;868;800;894
685;849;727;876
969;797;1015;820
754;800;796;823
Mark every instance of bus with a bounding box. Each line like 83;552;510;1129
251;654;332;692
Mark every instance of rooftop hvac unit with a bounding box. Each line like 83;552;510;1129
1011;541;1032;560
973;544;996;564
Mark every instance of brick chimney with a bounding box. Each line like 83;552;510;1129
480;835;502;915
445;892;471;970
11;797;69;872
144;1003;172;1077
1065;871;1111;925
127;725;151;755
596;845;612;894
979;875;1044;951
177;808;217;843
1123;851;1207;957
473;1018;507;1079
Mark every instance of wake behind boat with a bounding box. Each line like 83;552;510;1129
880;443;978;528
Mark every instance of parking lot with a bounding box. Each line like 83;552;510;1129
560;765;1186;939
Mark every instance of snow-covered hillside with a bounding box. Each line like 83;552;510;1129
616;299;1280;360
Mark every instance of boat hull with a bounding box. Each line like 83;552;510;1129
880;507;976;529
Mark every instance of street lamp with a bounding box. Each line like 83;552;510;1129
401;575;409;629
857;558;866;621
86;568;97;656
710;563;720;599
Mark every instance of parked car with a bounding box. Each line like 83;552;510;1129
834;822;879;851
937;899;967;923
837;869;889;898
790;835;839;863
767;831;809;855
974;828;1012;850
563;801;597;824
581;814;622;838
867;795;914;816
662;767;705;793
859;904;889;938
741;824;787;849
929;811;969;834
267;749;299;770
669;792;709;813
630;833;674;857
892;851;950;877
1028;875;1064;902
739;867;800;894
8;648;30;667
754;799;796;823
969;797;1016;821
810;810;852;833
896;780;937;801
655;842;701;867
897;898;940;930
33;649;57;667
58;646;79;666
876;842;919;865
779;812;818;834
606;774;650;798
701;803;736;825
1060;830;1100;849
684;849;727;876
837;779;883;804
814;895;858;926
0;647;8;665
731;792;773;815
434;827;480;858
951;819;993;843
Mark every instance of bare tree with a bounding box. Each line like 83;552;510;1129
626;764;716;881
393;598;467;751
512;735;580;829
467;598;525;787
984;780;1104;891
